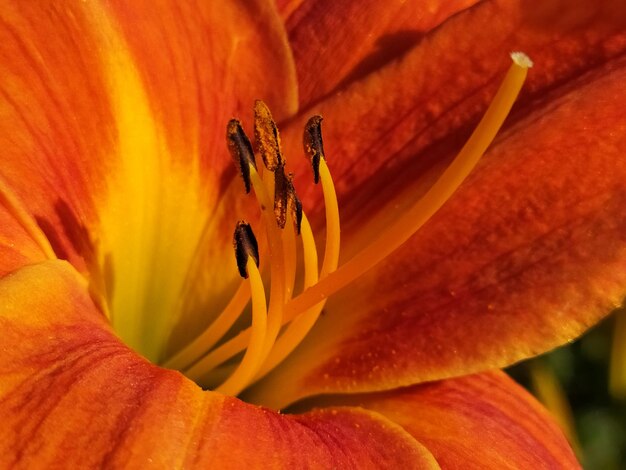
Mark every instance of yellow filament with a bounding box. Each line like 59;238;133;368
248;166;285;352
162;280;251;370
281;213;298;301
299;214;320;290
255;162;341;379
255;213;322;379
0;177;57;260
318;159;340;277
196;257;267;397
283;56;530;320
248;167;286;366
189;157;343;379
185;325;249;374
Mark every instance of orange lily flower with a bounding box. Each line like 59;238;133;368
0;0;623;467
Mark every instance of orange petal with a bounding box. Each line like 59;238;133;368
250;1;626;407
0;2;120;272
0;1;296;269
0;261;439;468
303;371;580;469
283;0;479;108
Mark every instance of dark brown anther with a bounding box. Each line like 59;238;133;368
274;164;303;234
273;163;289;229
290;190;303;235
254;100;283;172
233;221;259;278
227;119;256;193
303;115;325;184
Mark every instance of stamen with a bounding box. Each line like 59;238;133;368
283;53;532;319
189;123;342;380
303;117;339;277
255;213;322;379
172;122;284;374
197;224;267;397
254;100;283;171
252;101;295;338
227;119;256;193
227;120;287;332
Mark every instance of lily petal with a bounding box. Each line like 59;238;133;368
300;371;580;469
282;0;480;108
0;260;439;468
0;0;296;267
0;2;119;272
252;1;626;407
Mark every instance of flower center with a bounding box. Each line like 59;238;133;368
6;50;530;396
155;52;532;396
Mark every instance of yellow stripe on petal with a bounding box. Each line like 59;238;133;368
89;6;218;362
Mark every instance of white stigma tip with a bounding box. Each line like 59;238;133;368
510;51;533;69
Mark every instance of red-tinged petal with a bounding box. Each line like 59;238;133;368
285;0;626;212
0;2;120;272
250;45;626;407
301;372;580;469
0;261;439;468
284;0;480;108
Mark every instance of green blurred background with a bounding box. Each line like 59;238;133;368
509;310;626;470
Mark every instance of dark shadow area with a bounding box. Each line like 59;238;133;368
35;198;95;263
335;30;425;94
35;199;113;304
